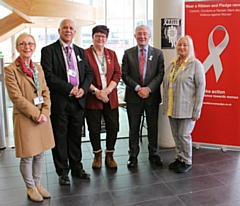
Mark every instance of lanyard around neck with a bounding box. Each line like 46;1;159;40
59;41;74;70
171;61;185;80
92;46;105;74
25;63;40;95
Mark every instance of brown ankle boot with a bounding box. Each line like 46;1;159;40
92;149;102;169
105;150;117;168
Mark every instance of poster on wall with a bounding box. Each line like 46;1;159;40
161;18;181;49
185;1;240;147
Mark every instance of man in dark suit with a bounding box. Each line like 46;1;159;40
40;19;93;185
122;25;165;168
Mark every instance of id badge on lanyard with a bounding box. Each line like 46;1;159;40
68;69;76;77
30;68;44;105
34;95;44;105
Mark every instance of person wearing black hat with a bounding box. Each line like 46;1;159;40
85;25;122;169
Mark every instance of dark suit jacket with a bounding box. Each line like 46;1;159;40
122;45;164;105
40;40;93;114
85;47;122;110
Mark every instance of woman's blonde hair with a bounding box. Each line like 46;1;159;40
15;32;36;47
175;35;195;62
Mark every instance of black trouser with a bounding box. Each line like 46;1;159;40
51;97;84;176
127;101;159;157
85;102;119;151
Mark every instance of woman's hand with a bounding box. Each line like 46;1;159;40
38;114;48;125
95;88;109;103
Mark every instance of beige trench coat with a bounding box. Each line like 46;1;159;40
4;59;55;158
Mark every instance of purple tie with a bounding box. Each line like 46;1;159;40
67;46;77;86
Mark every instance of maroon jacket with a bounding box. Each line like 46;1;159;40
85;46;122;109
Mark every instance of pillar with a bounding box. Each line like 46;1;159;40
153;0;184;148
74;27;83;46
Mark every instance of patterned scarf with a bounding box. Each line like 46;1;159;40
17;56;34;78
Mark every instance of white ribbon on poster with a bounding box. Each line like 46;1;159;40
203;25;229;82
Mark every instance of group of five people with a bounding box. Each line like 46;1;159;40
4;18;205;202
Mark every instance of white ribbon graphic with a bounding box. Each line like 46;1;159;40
203;25;229;82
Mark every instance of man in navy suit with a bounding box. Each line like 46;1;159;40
41;19;92;185
122;25;165;168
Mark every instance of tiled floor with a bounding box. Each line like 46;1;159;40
1;138;240;206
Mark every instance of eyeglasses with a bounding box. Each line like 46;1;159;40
17;42;35;47
136;32;149;37
94;35;107;39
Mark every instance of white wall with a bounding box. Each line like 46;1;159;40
153;0;184;148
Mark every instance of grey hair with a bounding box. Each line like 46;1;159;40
135;25;151;36
59;19;76;29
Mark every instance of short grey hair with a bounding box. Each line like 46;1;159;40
59;19;76;29
135;25;151;36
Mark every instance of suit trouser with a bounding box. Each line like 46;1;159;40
127;101;159;157
20;152;44;189
51;97;84;176
169;117;196;164
85;102;119;152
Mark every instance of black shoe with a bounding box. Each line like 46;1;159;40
148;155;163;166
71;170;91;179
59;175;70;185
169;159;182;170
175;162;192;173
127;156;138;168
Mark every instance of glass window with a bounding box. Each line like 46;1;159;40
46;28;59;45
148;0;154;44
30;28;46;63
0;38;12;64
80;0;153;62
135;0;147;25
105;0;133;62
81;0;105;49
135;0;153;45
1;0;153;143
1;0;153;63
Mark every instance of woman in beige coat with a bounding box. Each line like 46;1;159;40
4;33;55;202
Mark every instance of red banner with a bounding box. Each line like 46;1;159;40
185;1;240;147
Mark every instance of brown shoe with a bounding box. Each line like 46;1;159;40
27;187;43;202
92;149;102;169
105;150;117;168
36;185;51;199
